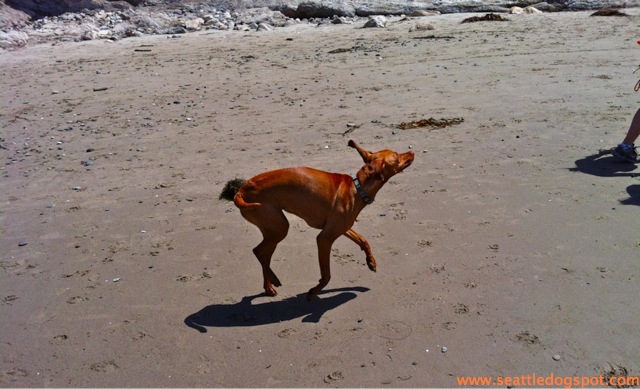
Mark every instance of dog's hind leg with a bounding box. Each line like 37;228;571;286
240;206;289;296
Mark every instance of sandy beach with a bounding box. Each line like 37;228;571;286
2;9;639;387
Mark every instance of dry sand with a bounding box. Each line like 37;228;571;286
2;10;639;387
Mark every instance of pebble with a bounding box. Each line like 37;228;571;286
441;346;448;353
18;240;27;247
363;15;387;28
552;354;561;361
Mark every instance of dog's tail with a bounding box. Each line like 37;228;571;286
219;178;246;201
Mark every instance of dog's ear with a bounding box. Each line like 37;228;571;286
363;163;375;176
377;160;387;182
363;161;386;182
348;140;372;163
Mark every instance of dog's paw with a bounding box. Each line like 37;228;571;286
264;284;278;296
366;257;377;272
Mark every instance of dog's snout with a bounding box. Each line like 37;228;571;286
404;151;415;163
402;151;415;168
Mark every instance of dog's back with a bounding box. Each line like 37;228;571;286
234;167;352;229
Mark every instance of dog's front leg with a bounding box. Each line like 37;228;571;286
343;228;377;272
307;230;339;301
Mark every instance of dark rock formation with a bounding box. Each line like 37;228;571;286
4;0;138;18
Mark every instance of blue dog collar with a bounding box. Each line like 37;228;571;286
353;177;373;205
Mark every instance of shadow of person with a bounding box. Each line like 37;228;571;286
571;150;640;206
571;149;638;178
620;184;640;206
569;150;640;177
184;287;370;333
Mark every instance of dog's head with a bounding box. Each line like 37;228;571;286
348;139;414;182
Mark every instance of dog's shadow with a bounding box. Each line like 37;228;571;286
184;287;369;332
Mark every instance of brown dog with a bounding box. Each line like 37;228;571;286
220;140;414;300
